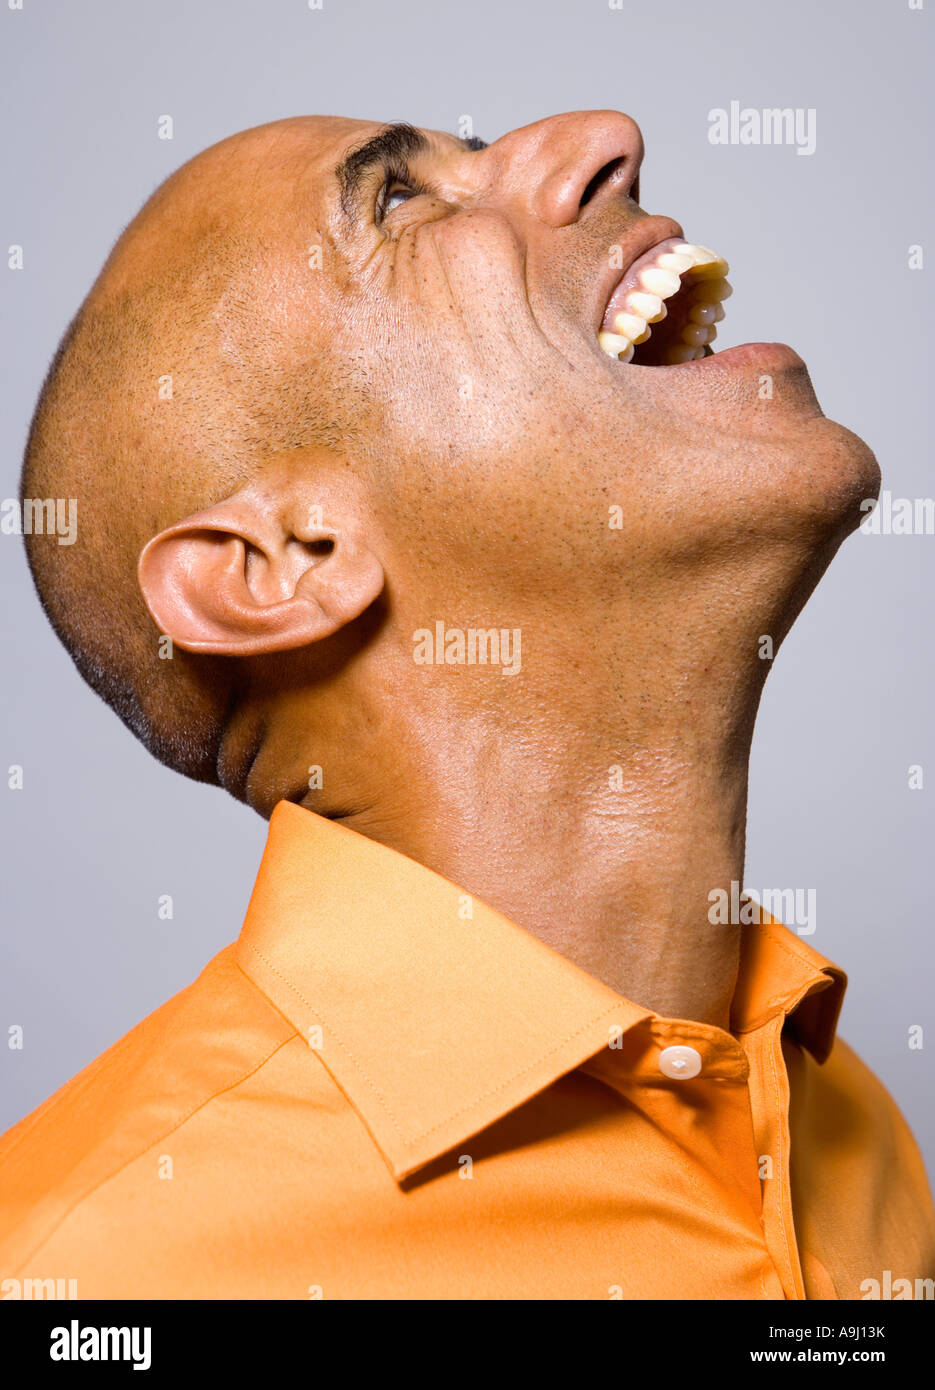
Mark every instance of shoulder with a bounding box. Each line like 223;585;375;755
791;1031;926;1171
786;1031;935;1279
814;1034;926;1145
0;944;298;1282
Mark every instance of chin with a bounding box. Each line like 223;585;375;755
796;415;882;541
729;372;881;546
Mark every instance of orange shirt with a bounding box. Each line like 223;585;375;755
1;801;932;1300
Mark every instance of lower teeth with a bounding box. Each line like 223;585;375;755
665;344;703;364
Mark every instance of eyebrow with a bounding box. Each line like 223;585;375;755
335;122;489;221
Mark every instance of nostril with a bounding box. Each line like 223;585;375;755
579;156;627;209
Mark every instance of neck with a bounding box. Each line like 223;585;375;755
312;622;763;1030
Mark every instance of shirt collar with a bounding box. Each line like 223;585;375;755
235;801;846;1181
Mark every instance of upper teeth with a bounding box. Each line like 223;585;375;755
599;241;731;366
628;290;667;323
639;267;682;298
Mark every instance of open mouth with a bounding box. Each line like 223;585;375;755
599;239;731;366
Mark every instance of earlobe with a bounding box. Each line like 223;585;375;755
137;500;384;656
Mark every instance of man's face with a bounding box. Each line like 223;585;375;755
22;109;881;792
240;109;876;618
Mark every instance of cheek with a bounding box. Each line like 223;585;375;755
391;213;537;365
376;350;579;487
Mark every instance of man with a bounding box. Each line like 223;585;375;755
2;110;932;1300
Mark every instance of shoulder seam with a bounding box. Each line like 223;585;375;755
0;1019;150;1168
1;947;245;1168
11;1031;298;1278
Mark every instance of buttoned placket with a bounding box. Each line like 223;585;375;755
582;1011;809;1299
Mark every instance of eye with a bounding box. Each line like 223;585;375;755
383;185;415;216
376;161;430;223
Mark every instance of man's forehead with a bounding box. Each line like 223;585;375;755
226;114;484;174
198;116;489;232
103;115;487;299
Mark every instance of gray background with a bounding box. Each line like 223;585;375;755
1;0;932;1177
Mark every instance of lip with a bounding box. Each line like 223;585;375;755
591;214;685;337
647;340;807;374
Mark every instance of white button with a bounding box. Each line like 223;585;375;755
658;1045;702;1080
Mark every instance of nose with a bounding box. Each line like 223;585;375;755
489;110;644;227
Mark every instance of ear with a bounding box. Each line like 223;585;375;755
137;485;384;655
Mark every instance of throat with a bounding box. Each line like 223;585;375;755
334;733;750;1031
520;748;749;1029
